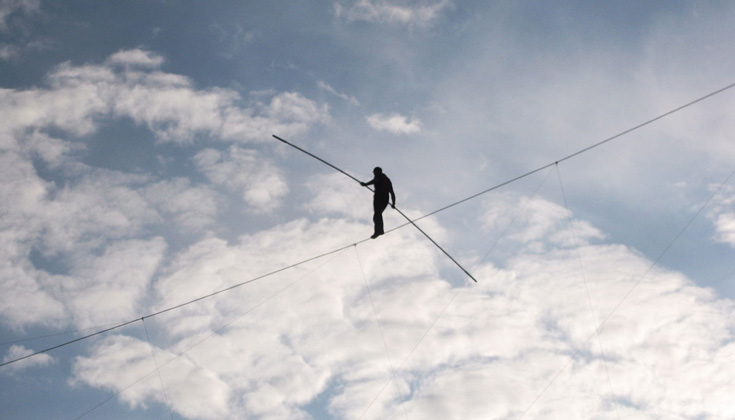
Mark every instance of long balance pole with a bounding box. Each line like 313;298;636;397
273;134;477;283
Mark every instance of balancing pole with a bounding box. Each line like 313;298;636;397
273;134;477;283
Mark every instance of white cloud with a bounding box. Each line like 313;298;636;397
1;345;53;371
0;49;331;331
708;184;735;246
343;200;735;419
72;335;163;407
193;146;289;212
0;49;330;332
0;150;65;327
0;152;215;330
85;214;442;418
265;92;330;130
5;5;735;417
0;77;109;137
39;191;735;419
0;49;329;142
304;173;368;219
0;265;66;327
714;212;735;245
39;171;158;255
49;238;166;328
23;131;85;167
107;49;166;68
481;193;604;253
144;178;219;231
334;0;452;26
367;112;422;134
72;334;233;419
0;151;48;249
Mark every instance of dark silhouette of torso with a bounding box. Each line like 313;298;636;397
372;173;393;202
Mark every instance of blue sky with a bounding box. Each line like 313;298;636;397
2;1;735;419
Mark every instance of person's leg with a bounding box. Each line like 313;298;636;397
372;198;388;238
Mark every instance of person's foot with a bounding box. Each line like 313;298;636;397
370;232;383;239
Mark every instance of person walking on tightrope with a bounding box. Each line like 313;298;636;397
360;167;396;239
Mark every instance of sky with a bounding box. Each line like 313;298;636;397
2;0;735;419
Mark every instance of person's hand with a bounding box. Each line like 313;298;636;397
391;203;395;209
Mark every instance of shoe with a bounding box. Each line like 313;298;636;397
370;232;383;239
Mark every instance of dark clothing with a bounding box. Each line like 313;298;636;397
364;173;395;236
369;173;394;201
373;195;389;235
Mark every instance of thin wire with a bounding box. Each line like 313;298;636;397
555;164;620;420
517;167;735;419
0;321;125;347
0;318;141;368
75;248;351;420
1;241;359;368
6;80;735;369
354;246;409;420
142;318;174;420
385;80;735;229
142;241;360;319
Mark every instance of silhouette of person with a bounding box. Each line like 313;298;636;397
360;167;395;239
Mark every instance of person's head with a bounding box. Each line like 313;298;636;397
373;167;382;175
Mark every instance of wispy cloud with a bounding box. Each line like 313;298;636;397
367;112;422;134
318;81;360;106
334;0;452;27
0;0;39;31
0;43;17;59
210;23;256;59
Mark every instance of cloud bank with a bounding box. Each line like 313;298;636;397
66;187;735;419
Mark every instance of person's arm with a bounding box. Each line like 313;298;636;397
360;178;375;187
